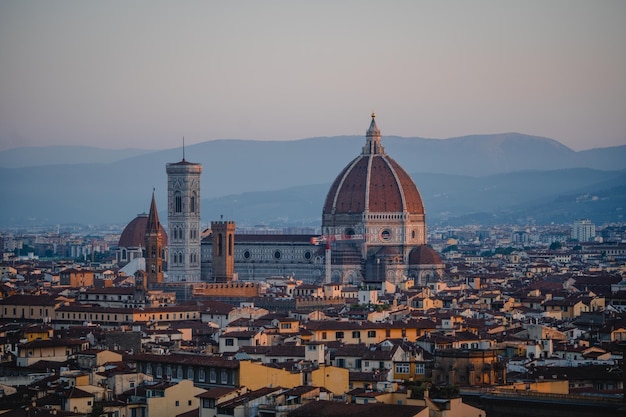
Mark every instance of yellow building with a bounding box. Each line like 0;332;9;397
53;302;202;328
144;379;205;417
305;319;435;345
23;325;53;342
60;268;95;287
0;294;59;321
16;338;89;367
76;349;123;369
239;360;349;396
61;386;96;414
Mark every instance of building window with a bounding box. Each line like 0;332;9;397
395;363;410;374
368;330;376;338
187;368;194;380
175;192;182;213
321;332;327;340
175;401;179;407
221;370;228;384
198;369;205;382
209;368;217;383
190;193;196;213
335;331;344;339
415;363;425;374
352;331;360;339
225;338;234;346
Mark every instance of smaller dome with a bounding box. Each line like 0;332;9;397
119;213;168;248
409;245;443;266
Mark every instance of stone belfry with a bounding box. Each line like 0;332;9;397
144;191;164;287
166;151;202;282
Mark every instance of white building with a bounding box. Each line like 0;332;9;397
571;219;596;242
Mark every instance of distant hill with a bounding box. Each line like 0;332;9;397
204;169;626;228
0;145;152;168
0;133;625;227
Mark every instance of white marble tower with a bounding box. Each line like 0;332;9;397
166;156;202;282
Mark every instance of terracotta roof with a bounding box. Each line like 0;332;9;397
126;353;239;369
323;116;424;217
0;294;59;306
409;245;443;265
196;386;239;399
119;213;168;248
287;400;426;417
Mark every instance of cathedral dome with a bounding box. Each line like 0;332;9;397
323;114;424;216
408;245;443;266
119;213;168;248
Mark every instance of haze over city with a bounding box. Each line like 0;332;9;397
1;1;625;152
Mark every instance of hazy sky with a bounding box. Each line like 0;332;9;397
1;1;625;152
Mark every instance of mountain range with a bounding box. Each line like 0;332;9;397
0;133;624;228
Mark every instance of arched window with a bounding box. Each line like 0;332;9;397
228;234;233;256
175;192;182;213
190;192;196;213
187;367;194;380
217;233;223;257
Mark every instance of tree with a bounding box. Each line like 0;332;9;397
549;241;562;251
87;401;104;417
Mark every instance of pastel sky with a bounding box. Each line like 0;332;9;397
1;1;625;151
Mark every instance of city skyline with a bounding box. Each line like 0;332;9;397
1;1;625;152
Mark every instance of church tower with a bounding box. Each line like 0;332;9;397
144;191;164;287
211;220;235;282
166;156;202;282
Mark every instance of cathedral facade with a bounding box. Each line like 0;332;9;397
118;115;443;286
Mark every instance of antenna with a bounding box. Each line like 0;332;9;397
182;136;185;161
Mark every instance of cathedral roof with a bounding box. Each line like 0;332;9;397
408;245;443;266
323;114;424;216
119;213;168;248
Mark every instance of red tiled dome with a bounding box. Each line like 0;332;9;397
408;245;443;265
323;115;424;216
119;214;168;248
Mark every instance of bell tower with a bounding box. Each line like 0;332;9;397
211;220;236;282
166;155;202;282
144;191;164;287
